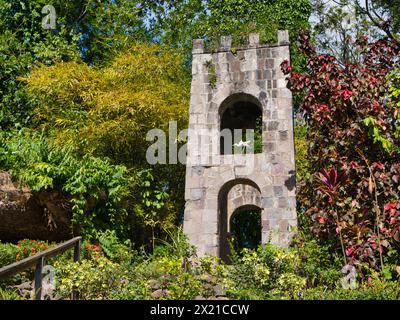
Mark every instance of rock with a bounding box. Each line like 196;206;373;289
15;281;33;291
213;284;225;297
188;257;201;269
203;283;214;290
216;296;229;300
0;171;76;242
149;279;161;291
194;296;206;300
151;289;164;299
41;265;58;300
203;274;217;284
14;281;33;299
13;268;58;300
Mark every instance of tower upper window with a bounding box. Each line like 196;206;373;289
219;93;262;155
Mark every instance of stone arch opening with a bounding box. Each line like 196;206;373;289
219;93;262;155
230;205;262;253
218;178;261;262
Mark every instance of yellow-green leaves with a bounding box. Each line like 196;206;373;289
363;116;395;154
23;44;190;166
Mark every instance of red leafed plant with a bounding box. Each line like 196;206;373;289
316;167;347;204
16;239;50;261
283;32;400;276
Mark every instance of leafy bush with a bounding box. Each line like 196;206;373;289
0;130;130;237
96;229;136;264
226;244;306;299
293;235;343;288
294;121;310;183
0;288;24;300
54;257;121;300
15;239;50;261
116;229;202;300
20;43;190;243
303;279;400;300
0;242;18;267
2;231;399;300
108;229;227;300
282;32;400;275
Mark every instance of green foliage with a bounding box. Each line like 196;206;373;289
285;33;400;275
135;170;170;228
54;256;121;300
108;228;206;300
294;121;310;183
17;44;189;242
141;0;311;72
226;244;306;299
363;116;395;154
23;45;189;160
293;235;343;288
0;0;148;129
0;242;18;267
63;0;147;64
106;228;223;300
1;231;399;300
303;279;400;300
0;0;81;129
135;256;202;300
144;0;311;46
253;117;263;154
154;228;196;260
25;43;189;165
389;69;400;142
0;288;23;300
0;31;32;128
0;130;130;237
15;239;51;261
96;230;135;264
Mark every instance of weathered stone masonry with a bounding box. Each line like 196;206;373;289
183;31;296;261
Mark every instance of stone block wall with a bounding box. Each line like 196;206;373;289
184;31;296;260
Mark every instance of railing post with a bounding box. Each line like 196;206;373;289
72;238;81;300
73;239;81;263
34;256;44;300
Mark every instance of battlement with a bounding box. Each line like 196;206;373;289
192;30;290;55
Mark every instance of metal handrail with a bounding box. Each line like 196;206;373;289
0;236;82;300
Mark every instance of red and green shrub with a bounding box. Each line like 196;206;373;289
282;32;400;277
15;239;50;261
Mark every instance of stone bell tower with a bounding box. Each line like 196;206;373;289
183;31;296;260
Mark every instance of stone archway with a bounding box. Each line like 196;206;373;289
229;205;262;253
218;178;261;262
219;93;263;155
227;184;262;231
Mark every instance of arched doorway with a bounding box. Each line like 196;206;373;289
218;178;261;262
229;205;262;253
219;93;263;155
